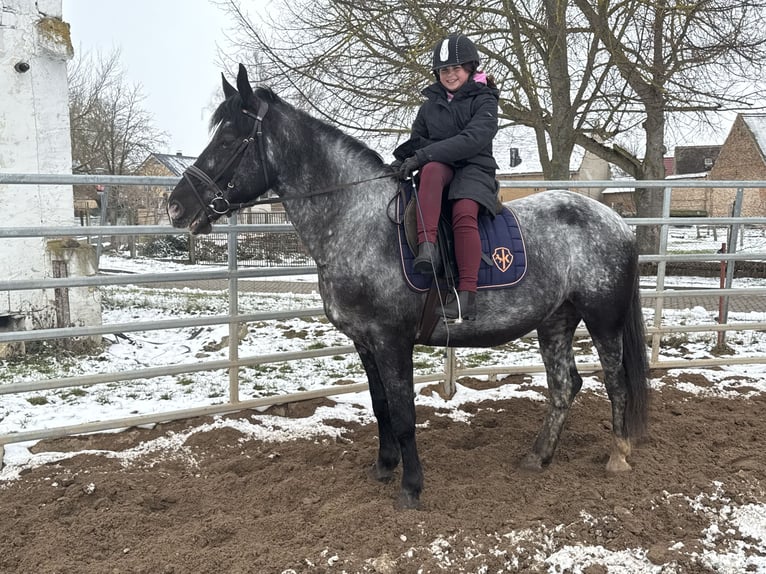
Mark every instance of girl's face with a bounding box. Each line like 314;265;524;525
438;65;470;93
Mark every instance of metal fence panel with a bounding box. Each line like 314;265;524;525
2;175;766;465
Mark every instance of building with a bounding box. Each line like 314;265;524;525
602;114;766;217
493;128;610;202
0;0;101;356
707;114;766;216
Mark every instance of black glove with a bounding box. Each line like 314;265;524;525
398;156;420;180
388;159;403;173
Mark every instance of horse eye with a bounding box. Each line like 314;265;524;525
220;131;238;147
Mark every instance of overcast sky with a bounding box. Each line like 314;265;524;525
62;0;268;157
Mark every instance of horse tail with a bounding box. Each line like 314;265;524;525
622;270;650;439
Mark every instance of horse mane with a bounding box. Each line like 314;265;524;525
210;87;385;167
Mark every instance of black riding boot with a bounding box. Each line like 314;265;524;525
413;241;439;275
443;290;476;320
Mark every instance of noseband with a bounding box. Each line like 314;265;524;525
180;99;271;222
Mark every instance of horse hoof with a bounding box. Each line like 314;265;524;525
606;457;632;473
519;453;544;472
396;492;421;510
368;463;394;483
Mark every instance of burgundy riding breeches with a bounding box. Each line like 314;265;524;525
415;162;481;292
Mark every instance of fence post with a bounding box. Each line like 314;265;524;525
717;188;744;347
442;348;457;398
227;213;240;403
188;234;197;265
650;187;673;365
95;185;108;267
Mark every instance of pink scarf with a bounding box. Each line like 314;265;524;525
447;71;487;101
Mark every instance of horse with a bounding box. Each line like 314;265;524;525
167;64;650;510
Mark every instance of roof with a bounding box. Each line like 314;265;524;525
147;153;197;176
666;171;708;180
602;170;708;194
742;113;766;158
674;145;721;174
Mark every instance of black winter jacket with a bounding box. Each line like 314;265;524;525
394;78;500;215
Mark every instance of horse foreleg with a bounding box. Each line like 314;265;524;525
521;309;582;471
371;343;423;509
356;343;400;482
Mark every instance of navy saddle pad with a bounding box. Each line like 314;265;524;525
395;187;528;293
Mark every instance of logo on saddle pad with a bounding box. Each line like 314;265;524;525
492;247;514;273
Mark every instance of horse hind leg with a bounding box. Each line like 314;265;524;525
521;304;583;472
587;332;633;472
588;327;647;474
582;282;650;473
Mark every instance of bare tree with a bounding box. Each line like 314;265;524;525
220;0;611;176
573;0;766;251
68;48;167;175
68;48;168;234
222;0;766;251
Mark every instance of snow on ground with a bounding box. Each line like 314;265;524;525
2;224;766;572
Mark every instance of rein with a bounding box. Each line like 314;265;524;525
180;99;396;221
225;173;396;210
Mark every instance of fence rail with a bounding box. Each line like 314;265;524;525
2;174;766;465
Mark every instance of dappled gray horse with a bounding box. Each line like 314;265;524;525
167;64;649;509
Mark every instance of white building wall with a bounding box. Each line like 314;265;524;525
1;0;100;345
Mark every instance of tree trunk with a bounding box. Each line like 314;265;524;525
543;0;576;182
634;3;668;255
634;103;667;254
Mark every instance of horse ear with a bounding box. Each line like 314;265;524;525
222;73;237;99
236;63;254;106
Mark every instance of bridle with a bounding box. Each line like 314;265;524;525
177;98;397;224
180;99;272;223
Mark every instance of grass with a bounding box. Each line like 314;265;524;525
413;358;436;369
57;388;89;401
460;351;495;368
26;396;49;406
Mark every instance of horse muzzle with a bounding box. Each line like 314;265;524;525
167;199;214;235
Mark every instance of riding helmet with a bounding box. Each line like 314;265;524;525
431;34;480;71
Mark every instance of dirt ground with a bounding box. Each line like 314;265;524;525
1;372;765;574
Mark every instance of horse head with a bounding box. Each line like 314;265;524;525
167;64;273;234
